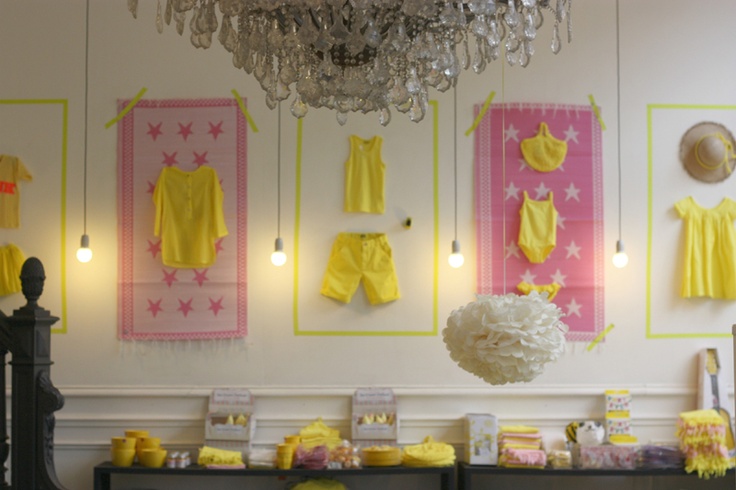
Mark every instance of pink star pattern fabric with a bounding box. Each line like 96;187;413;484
118;98;248;341
474;103;604;342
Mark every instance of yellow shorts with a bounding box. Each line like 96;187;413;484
320;233;400;305
0;243;25;296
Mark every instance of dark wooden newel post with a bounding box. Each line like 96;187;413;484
0;257;68;490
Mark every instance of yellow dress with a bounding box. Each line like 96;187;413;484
344;135;386;214
675;196;736;299
153;166;228;268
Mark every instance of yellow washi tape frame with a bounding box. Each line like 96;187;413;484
293;103;440;336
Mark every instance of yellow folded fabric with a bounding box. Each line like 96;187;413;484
500;443;541;450
401;436;455;467
291;478;346;490
299;418;343;449
500;425;539;434
197;446;244;466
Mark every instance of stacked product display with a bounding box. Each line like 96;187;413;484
497;426;546;469
677;409;734;479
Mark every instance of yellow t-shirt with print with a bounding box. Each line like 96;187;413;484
0;155;32;229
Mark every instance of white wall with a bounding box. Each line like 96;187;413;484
1;1;736;489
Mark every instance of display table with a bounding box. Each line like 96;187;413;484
94;462;456;490
458;462;734;490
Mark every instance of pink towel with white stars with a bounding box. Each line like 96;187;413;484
474;103;604;342
117;98;248;341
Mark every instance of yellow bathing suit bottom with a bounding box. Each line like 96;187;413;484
517;281;561;301
320;233;400;305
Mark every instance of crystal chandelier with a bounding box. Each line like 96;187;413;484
129;0;572;125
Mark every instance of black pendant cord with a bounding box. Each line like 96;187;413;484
453;84;458;242
277;101;281;238
83;0;90;236
615;0;622;243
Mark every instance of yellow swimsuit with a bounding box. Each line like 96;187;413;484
518;191;558;264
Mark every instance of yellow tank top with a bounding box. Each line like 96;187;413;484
344;135;385;214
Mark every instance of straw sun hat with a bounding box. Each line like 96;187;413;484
679;122;736;183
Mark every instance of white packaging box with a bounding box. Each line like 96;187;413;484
351;388;398;445
465;413;498;465
204;388;256;444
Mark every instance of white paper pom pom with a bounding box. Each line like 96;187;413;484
442;292;568;385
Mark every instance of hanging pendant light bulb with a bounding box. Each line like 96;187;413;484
271;237;286;267
76;234;92;263
448;84;464;269
612;239;628;268
271;101;287;267
77;0;92;264
611;0;628;269
449;239;465;268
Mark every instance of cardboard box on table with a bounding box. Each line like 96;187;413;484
204;388;255;458
351;388;398;447
464;413;498;465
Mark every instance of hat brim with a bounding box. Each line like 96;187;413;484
679;121;736;183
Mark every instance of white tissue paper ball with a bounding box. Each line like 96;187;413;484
443;292;568;385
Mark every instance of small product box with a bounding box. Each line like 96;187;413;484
575;444;639;470
464;413;498;465
204;388;255;455
351;388;398;446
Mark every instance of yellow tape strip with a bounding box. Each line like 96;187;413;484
292;118;303;334
231;89;259;133
292;104;440;336
0;99;69;333
465;90;495;136
587;323;615;351
430;99;439;335
588;94;606;130
645;104;736;339
104;87;147;128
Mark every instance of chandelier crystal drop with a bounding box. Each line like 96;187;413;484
130;0;572;125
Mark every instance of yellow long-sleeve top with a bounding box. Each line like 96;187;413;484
153;166;228;268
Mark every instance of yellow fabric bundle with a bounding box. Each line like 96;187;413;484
298;418;343;449
500;425;540;434
401;436;456;467
676;409;734;479
291;478;346;490
197;445;244;466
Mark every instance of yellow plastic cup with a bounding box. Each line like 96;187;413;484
111;437;136;450
276;453;293;469
125;429;149;439
284;435;301;445
111;448;136;467
136;436;161;459
139;448;168;468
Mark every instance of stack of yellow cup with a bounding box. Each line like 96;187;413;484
124;429;149;464
136;436;167;468
277;436;301;470
276;444;294;469
111;436;137;467
111;430;168;468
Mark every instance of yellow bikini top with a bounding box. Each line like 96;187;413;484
520;122;568;172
